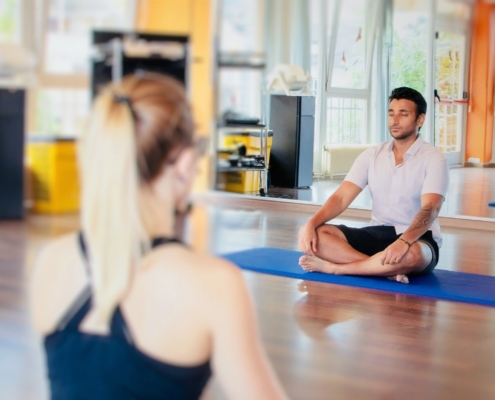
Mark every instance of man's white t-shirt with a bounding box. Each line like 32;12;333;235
344;135;449;247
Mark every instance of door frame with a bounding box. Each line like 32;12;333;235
433;13;471;166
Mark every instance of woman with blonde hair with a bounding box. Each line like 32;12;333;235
30;73;287;400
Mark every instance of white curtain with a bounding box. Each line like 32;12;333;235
320;0;391;174
265;0;311;75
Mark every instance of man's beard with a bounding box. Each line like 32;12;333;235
389;126;417;141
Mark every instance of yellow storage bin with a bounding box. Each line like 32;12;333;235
27;138;80;213
223;131;273;164
222;170;260;194
220;131;273;194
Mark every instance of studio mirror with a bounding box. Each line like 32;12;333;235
213;0;495;222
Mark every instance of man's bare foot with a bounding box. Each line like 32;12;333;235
299;254;337;274
387;274;409;284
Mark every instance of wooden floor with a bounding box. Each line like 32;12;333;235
2;199;495;399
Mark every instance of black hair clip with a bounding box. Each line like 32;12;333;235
114;94;132;106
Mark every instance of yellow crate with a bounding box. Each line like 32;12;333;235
223;131;273;164
221;131;272;193
222;170;261;194
26;139;80;213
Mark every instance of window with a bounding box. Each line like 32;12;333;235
0;0;21;43
44;0;135;75
218;69;263;121
330;0;367;89
30;0;136;138
433;0;471;156
219;0;263;54
309;0;320;85
326;98;366;144
217;0;265;121
304;0;389;175
323;0;384;146
35;89;90;138
390;0;429;95
437;0;470;19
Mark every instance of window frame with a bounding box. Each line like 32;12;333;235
28;0;137;137
322;0;388;144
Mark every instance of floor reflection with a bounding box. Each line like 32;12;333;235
293;280;438;342
263;167;495;219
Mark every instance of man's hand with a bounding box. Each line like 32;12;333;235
296;182;362;256
298;222;318;255
380;239;410;265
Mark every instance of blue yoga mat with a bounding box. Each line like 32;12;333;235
222;247;495;307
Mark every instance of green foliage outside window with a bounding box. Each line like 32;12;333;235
436;32;461;99
0;0;18;43
390;17;427;96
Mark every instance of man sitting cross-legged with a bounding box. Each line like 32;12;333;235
298;87;449;284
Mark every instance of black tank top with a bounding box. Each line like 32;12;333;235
43;234;211;400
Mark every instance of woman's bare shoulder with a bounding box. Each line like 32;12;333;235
32;232;81;278
137;245;246;300
148;245;242;277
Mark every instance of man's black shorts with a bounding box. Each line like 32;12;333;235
333;225;439;276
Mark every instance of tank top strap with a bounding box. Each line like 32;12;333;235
55;235;183;336
78;232;92;277
54;285;92;331
52;232;93;332
110;306;136;345
108;236;184;344
151;237;183;248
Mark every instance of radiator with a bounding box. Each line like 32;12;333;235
323;143;373;178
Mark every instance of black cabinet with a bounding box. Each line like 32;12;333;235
269;95;315;188
91;31;189;98
0;89;25;219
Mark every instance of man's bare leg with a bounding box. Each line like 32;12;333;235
306;224;412;283
299;241;433;283
313;225;368;263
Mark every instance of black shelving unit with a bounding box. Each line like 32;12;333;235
215;121;271;195
91;30;189;98
213;55;270;196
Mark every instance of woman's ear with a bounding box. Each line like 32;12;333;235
173;147;197;185
173;147;197;213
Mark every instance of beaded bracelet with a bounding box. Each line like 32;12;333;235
399;237;413;248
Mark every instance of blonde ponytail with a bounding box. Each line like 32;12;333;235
78;88;148;327
77;73;194;328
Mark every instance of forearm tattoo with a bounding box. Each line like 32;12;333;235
408;202;434;231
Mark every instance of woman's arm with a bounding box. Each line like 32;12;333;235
207;261;288;400
29;234;87;335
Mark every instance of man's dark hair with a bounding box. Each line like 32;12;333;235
389;87;427;117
